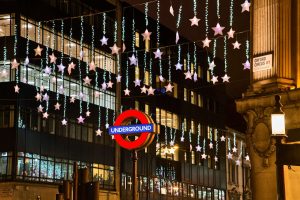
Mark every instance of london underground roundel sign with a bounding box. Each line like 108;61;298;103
109;110;157;150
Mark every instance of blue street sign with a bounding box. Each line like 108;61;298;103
109;124;154;135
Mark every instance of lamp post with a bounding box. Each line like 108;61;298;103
271;95;287;200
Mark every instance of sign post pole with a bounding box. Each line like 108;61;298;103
132;150;138;200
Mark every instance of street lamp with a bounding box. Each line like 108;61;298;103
271;95;286;200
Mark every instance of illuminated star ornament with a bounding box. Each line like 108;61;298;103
232;41;241;49
129;54;137;66
202;37;211;48
147;87;155;95
107;81;114;88
211;76;218;84
241;0;251;12
193;72;198;82
54;102;61;110
14;85;20;93
159;75;165;82
77;116;85;124
236;160;241;166
96;129;102;136
196;145;201;152
124;88;130;96
105;123;110;129
110;44;120;55
227;28;235;39
49;53;57;64
86;110;91;117
227;152;233;159
101;82;107;90
209;61;216;71
61;119;67;126
100;36;108;46
57;63;65;73
201;153;207;159
180;136;184;142
142;29;152;41
165;83;174;92
70;96;75;103
212;23;225;36
37;105;44;113
214;156;218;162
209;142;214;149
35;93;42;101
43;93;49;102
153;49;163;59
245;155;250;161
170;140;174;146
232;147;238;153
34;45;43;56
89;61;96;71
133;79;141;87
243;60;251;70
184;71;192;80
140;85;147;94
189;16;200;26
24;56;29;65
220;135;226;142
222;74;230;82
43;112;49;119
83;76;91;85
68;62;76;75
11;59;20;69
44;66;52;75
116;74;122;83
175;62;183;70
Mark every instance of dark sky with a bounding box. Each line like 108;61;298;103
124;0;250;98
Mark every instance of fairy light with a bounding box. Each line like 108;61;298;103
177;45;181;63
145;2;149;27
176;5;183;29
132;18;135;52
224;36;228;74
105;102;109;128
51;21;55;50
168;54;171;81
246;39;250;60
197;124;201;146
233;132;237;149
193;0;197;16
44;24;51;114
143;51;147;83
156;0;160;46
193;42;197;73
239;141;243;158
228;137;231;151
79;16;84;115
217;0;220;19
213;39;217;58
180;122;185;142
187;51;190;71
69;24;73;61
215;130;219;161
108;58;112;81
91;25;95;64
149;56;153;85
172;129;176;144
14;24;19;84
57;20;64;102
159;59;162;78
189;129;192;144
205;0;209;36
126;60;129;88
164;125;168;146
229;0;234;27
103;56;107;84
114;20;117;43
97;97;102;131
103;13;106;36
203;138;206;154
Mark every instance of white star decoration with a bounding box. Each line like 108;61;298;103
101;82;107;90
133;79;141;87
211;76;218;84
124;88;130;96
153;49;163;59
201;154;207;159
105;123;110;129
209;142;214;149
96;129;102;136
184;71;192;80
129;54;137;66
170;140;174;146
44;66;52;75
61;119;67;126
43;93;49;102
24;56;29;65
43;112;49;119
11;59;20;69
175;62;183;70
245;155;250;161
54;102;61;110
110;44;120;55
180;136;184;142
57;63;65;73
189;16;200;26
196;145;201;152
193;72;198;82
107;81;114;88
89;61;96;71
202;37;211;48
227;152;233;159
34;45;43;56
159;75;165;82
165;83;174;92
14;85;20;93
214;156;218;162
140;85;147;94
49;53;57;64
83;76;91;85
232;41;241;49
142;29;152;41
68;62;76;75
232;147;238;153
209;61;216;71
212;23;225;36
116;75;122;83
70;96;75;103
236;160;241;166
241;0;251;12
100;36;108;46
220;136;226;142
147;86;155;95
222;74;230;82
77;116;85;124
86;110;91;117
227;28;235;39
243;60;251;70
37;105;43;113
35;93;42;101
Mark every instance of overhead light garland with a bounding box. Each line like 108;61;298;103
100;13;108;46
227;0;235;39
243;39;250;70
227;137;233;159
180;122;185;142
184;50;192;80
212;0;225;36
222;36;230;82
215;130;219;162
209;127;214;149
165;54;173;92
193;42;197;82
175;4;182;44
142;2;152;42
13;24;20;93
175;45;182;70
196;124;201;152
189;0;200;26
122;15;126;51
124;60;130;96
189;129;192;152
202;138;207;159
77;16;84;124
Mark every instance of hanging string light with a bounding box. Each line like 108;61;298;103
227;137;233;159
147;56;155;95
189;0;200;26
227;0;235;39
124;60;130;95
215;130;219;162
164;125;168;148
217;0;220;19
100;13;108;46
196;124;201;152
193;42;197;82
212;0;225;36
243;39;250;70
175;4;182;43
202;138;207;159
105;99;109;129
180;122;185;142
209;128;214;149
184;50;192;80
175;45;182;70
77;16;84;124
122;15;126;51
222;36;230;82
205;0;209;36
12;24;20;93
156;0;160;46
233;132;237;152
189;129;192;151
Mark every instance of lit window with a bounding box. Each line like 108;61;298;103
191;91;195;104
191;63;194;74
198;65;202;78
184;88;188;101
135;101;139;110
145;39;150;52
156;108;160;124
198;94;203;107
207;70;211;82
145;104;150;114
135;66;139;79
135;32;140;47
183;59;187;71
173;83;178;98
144;71;150;86
191;119;195;134
191;151;195;164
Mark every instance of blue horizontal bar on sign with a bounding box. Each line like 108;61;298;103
109;124;154;135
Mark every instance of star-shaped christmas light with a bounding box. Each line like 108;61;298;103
220;135;226;142
77;116;85;124
209;61;216;71
165;83;174;92
129;54;137;66
159;75;165;82
175;62;182;70
209;142;214;149
24;56;29;65
184;71;192;80
61;119;67;126
189;16;200;26
43;112;49;119
116;74;122;83
44;66;52;75
142;29;152;41
57;63;65;73
153;49;163;59
201;153;207;159
83;76;91;85
110;44;121;55
124;88;130;96
196;145;201;152
170;140;174;146
14;85;20;93
34;45;43;56
245;155;250;161
107;81;114;88
40;85;45;92
105;123;110;129
43;93;49;102
147;86;155;95
89;61;96;71
227;152;233;159
227;28;235;39
211;76;218;84
243;60;251;70
241;0;251;12
54;102;61;110
202;37;212;48
180;136;184;142
232;147;238;153
232;41;241;49
96;129;102;136
49;53;57;64
212;23;225;36
100;36;109;46
101;82;107;90
133;79;141;87
236;160;241;166
193;72;198;82
68;62;76;75
222;74;230;82
35;93;42;101
11;59;20;69
37;105;44;113
70;96;75;103
140;85;147;94
86;110;91;117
